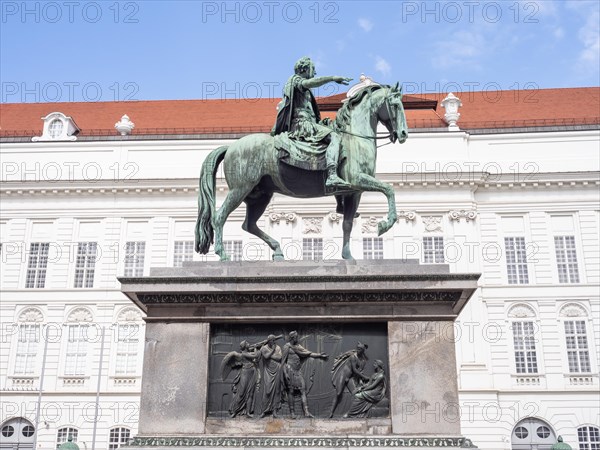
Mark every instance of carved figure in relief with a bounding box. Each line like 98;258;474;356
220;340;260;418
280;331;328;418
259;334;284;418
328;342;370;417
343;359;387;418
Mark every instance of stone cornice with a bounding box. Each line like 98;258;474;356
2;172;598;196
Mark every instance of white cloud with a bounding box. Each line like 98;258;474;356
578;9;600;66
553;27;564;39
374;56;391;77
566;1;600;77
431;30;485;70
358;18;373;32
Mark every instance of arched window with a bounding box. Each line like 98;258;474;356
511;418;556;450
14;308;44;376
578;426;600;450
0;417;36;448
48;119;64;138
64;308;93;377
56;427;78;449
114;308;142;376
508;304;539;374
108;427;131;450
560;304;592;374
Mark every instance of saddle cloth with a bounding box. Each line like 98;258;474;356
274;132;328;171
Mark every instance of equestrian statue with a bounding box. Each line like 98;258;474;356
195;56;408;261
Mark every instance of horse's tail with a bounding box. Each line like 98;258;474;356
195;145;228;254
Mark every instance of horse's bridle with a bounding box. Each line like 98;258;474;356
332;92;401;148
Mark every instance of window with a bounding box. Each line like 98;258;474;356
109;427;131;450
536;426;551;438
1;425;14;437
302;238;323;261
56;427;78;449
423;236;444;264
578;426;600;450
505;237;529;284
565;320;591;373
512;321;538;374
14;324;40;375
25;242;49;288
173;240;194;267
363;237;383;260
124;241;145;276
48;119;64;138
115;324;139;375
223;240;243;261
74;242;97;288
65;325;88;376
554;235;580;283
514;426;528;439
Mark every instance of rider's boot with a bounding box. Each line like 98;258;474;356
325;134;351;189
326;167;351;189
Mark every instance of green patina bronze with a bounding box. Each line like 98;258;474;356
551;436;572;450
58;436;80;450
195;57;408;261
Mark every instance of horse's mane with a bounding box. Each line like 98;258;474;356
334;85;388;131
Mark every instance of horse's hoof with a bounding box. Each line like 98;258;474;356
272;253;285;261
377;222;390;236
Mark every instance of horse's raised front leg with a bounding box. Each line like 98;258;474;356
353;174;397;235
341;194;360;260
214;187;253;261
242;193;284;261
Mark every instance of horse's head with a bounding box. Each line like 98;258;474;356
378;83;408;144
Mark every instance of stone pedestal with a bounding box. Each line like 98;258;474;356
119;260;479;449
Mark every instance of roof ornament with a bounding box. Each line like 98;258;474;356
344;74;380;102
115;114;135;136
441;92;462;131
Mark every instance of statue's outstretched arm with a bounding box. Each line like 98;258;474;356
302;76;352;89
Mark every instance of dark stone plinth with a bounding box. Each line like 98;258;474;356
119;260;479;448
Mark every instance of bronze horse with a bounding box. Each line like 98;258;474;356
195;84;408;260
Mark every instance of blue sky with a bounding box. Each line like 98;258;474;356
1;0;599;102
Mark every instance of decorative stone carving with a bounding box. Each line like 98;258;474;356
441;93;462;131
397;210;417;223
361;217;381;234
210;325;388;420
269;212;297;224
302;217;322;234
139;291;463;305
328;212;342;224
117;307;142;322
448;209;478;222
559;303;587;318
508;303;536;319
129;436;476;447
18;307;44;323
329;342;370;417
114;114;135;135
422;216;442;233
67;307;93;323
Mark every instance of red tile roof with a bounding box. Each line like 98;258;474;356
0;87;598;137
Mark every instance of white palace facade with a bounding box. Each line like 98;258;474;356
0;85;599;450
